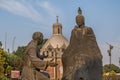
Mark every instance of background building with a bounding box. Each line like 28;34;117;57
40;17;69;80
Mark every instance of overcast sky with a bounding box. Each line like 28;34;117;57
0;0;120;66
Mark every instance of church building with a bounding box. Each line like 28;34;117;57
40;16;69;80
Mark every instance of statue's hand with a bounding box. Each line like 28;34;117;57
48;62;58;67
50;58;54;62
48;59;58;67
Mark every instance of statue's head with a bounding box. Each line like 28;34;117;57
32;32;43;44
76;7;85;27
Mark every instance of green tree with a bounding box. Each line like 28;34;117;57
0;46;25;79
12;56;23;71
6;53;23;77
14;46;26;59
0;41;2;48
6;53;17;67
0;48;7;78
103;64;120;73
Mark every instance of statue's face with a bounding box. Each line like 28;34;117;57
37;36;43;45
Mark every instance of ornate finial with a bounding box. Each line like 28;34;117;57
78;7;82;14
56;16;59;23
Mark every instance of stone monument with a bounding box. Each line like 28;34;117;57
21;32;57;80
62;7;103;80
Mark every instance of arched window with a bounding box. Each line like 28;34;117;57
58;27;60;34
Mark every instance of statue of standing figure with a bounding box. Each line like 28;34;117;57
21;32;57;80
62;7;103;80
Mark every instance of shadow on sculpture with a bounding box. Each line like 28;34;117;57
21;32;57;80
62;7;103;80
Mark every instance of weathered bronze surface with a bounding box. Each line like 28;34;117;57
21;32;57;80
62;7;103;80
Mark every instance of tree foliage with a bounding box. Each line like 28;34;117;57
103;64;120;73
6;53;17;67
0;41;2;47
0;48;8;78
0;47;23;78
14;46;26;59
12;56;23;71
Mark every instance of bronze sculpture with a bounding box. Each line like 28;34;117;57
21;32;57;80
62;7;103;80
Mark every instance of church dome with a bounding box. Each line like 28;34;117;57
42;34;69;49
41;16;69;53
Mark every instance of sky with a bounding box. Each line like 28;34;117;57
0;0;120;66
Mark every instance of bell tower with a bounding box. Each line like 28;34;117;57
53;16;62;35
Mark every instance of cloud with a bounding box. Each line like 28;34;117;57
38;1;62;17
0;0;42;22
0;0;63;24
